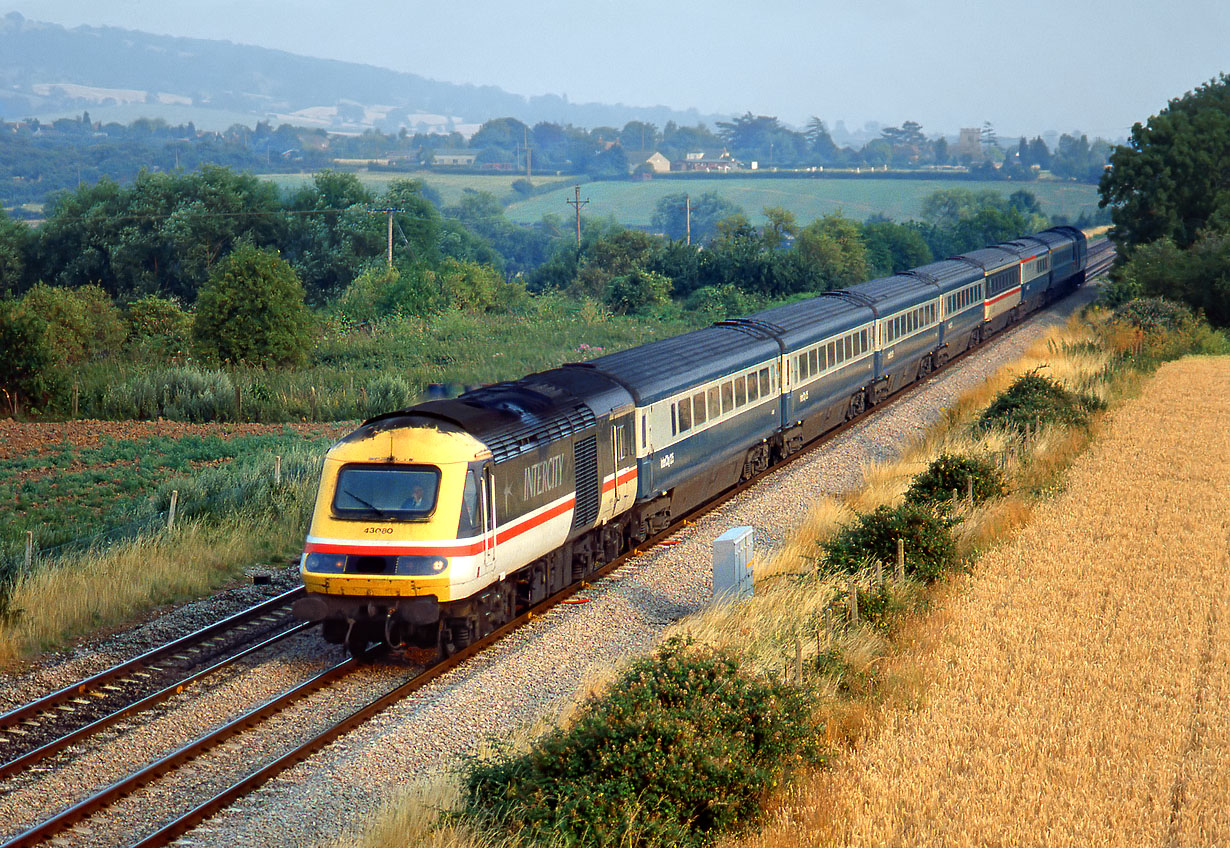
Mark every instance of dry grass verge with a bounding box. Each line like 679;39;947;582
735;355;1230;846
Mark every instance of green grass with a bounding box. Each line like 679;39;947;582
64;295;716;426
260;171;573;206
505;177;1102;227
0;429;340;554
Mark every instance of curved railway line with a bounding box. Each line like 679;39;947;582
0;240;1113;847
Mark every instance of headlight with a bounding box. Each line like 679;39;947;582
396;555;449;575
303;552;348;573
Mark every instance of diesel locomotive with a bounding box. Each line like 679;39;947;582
292;226;1089;656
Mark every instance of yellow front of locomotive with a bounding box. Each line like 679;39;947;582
293;417;492;645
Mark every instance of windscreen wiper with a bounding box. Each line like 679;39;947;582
342;488;387;516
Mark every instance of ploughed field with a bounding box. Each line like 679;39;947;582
0;420;351;554
773;357;1230;846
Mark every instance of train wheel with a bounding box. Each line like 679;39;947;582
346;621;381;661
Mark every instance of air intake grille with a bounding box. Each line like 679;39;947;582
572;435;599;528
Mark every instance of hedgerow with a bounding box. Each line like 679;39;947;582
819;502;959;582
904;453;1005;509
976;368;1104;432
462;637;821;847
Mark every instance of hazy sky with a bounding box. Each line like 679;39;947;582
7;0;1229;139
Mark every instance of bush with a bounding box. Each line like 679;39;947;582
0;299;60;415
820;502;959;582
362;374;413;417
976;368;1104;432
21;283;126;364
1110;297;1196;333
463;637;819;847
334;264;440;325
100;367;235;422
124;294;192;362
685;284;757;317
904;453;1005;509
192;243;313;367
605;268;673;315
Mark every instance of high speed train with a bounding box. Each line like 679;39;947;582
292;226;1088;656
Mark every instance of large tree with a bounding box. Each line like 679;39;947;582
192;243;313;366
1100;74;1230;251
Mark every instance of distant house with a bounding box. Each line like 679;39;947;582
625;150;671;174
430;148;477;167
956;128;984;162
675;149;739;172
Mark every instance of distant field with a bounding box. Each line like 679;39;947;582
261;171;572;206
504;178;1102;227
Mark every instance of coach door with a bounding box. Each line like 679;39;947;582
481;463;497;576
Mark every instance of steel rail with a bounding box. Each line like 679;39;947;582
1;656;358;848
0;622;312;780
0;586;305;732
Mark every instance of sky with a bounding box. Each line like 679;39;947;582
6;0;1229;141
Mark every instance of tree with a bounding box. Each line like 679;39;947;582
192;243;313;366
651;192;743;244
1100;74;1230;251
1115;231;1230;327
0;210;31;295
862;221;933;276
0;300;58;415
793;214;869;290
805;117;839;163
605;269;672;314
21;283;127;364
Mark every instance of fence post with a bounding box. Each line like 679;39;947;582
274;455;282;486
848;584;859;624
896;538;905;581
794;638;802;684
24;531;32;572
875;559;883;584
310;386;318;421
234;383;242;422
168;490;178;532
72;382;79;420
967;476;974;503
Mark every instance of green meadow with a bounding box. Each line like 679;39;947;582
504;177;1102;227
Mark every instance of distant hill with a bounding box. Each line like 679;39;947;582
0;12;722;134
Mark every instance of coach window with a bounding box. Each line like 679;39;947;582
678;398;692;433
708;386;721;419
759;367;771;396
670;404;677;436
746;372;759;402
721;381;734;414
734;375;747;407
807;348;817;375
797;355;808;381
693;391;707;426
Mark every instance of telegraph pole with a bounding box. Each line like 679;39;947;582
376;209;403;267
567;185;589;246
685;193;691;245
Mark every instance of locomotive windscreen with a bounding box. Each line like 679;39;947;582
333;464;441;519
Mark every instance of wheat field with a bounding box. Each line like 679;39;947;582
737;356;1230;847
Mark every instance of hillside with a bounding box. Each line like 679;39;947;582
0;12;721;133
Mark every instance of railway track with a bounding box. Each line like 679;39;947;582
0;587;306;785
1;248;1116;847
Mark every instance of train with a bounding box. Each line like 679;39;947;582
291;226;1089;657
